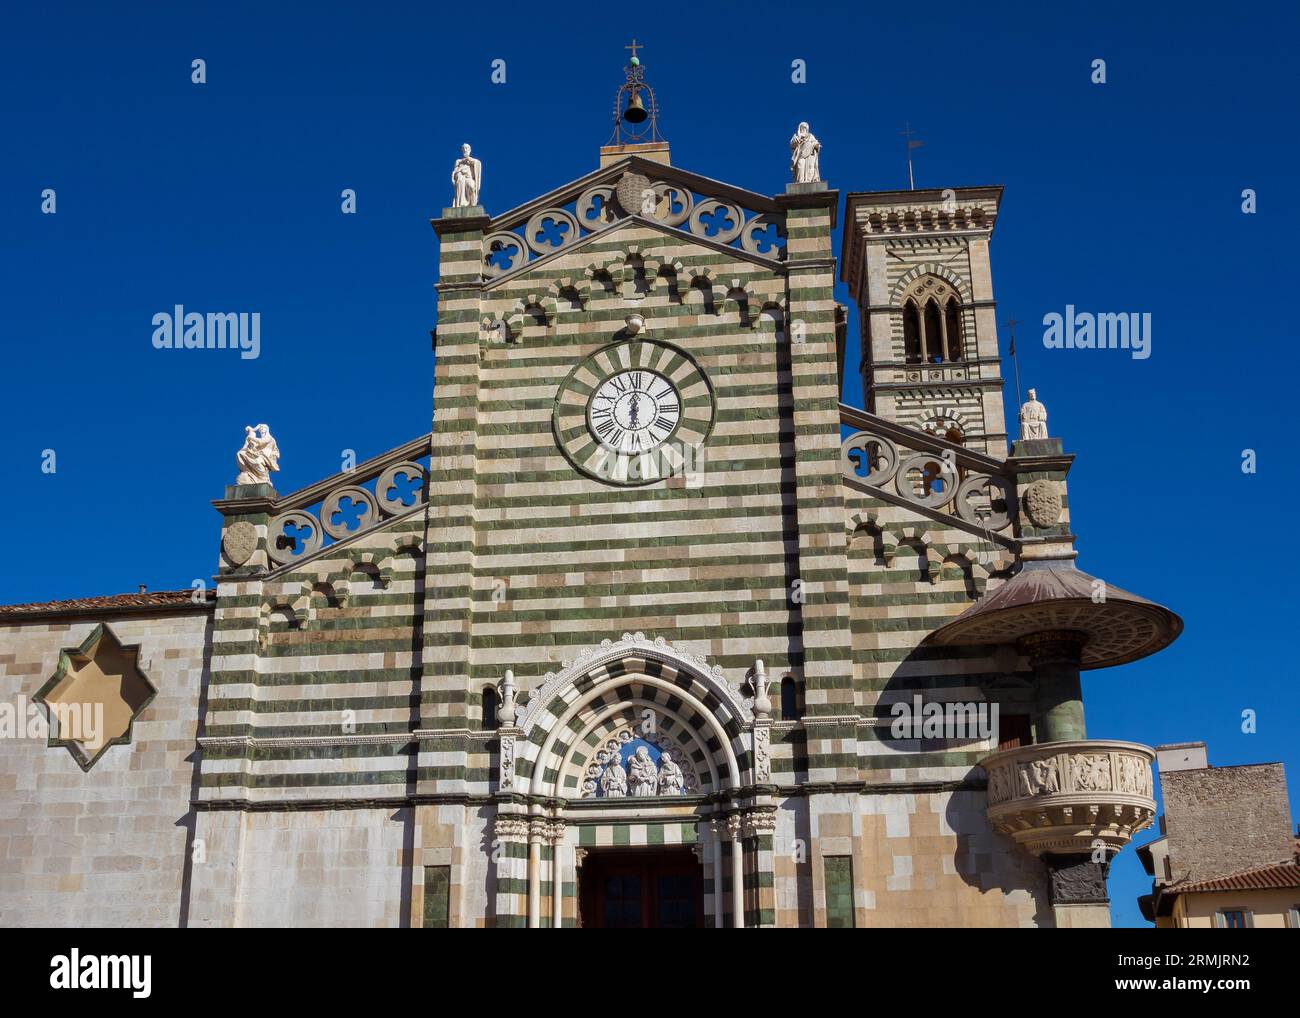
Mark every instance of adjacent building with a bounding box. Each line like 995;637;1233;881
1138;742;1300;928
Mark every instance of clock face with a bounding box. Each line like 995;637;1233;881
587;369;681;455
553;340;716;487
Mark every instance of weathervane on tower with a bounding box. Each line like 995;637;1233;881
608;38;663;146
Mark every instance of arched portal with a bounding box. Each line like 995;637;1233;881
495;633;766;929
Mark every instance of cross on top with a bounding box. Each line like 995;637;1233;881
625;38;642;61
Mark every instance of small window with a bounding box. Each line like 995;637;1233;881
903;301;922;364
923;302;944;362
481;686;499;731
1215;909;1252;929
780;677;799;720
998;714;1032;749
944;298;963;361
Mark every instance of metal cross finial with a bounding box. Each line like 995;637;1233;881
625;38;641;61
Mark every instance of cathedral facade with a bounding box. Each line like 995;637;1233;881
0;80;1182;928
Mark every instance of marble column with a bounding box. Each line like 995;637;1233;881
1019;630;1088;743
728;814;745;929
709;818;725;929
549;820;565;929
527;817;545;928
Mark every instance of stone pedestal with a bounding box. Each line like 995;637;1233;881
1046;853;1113;928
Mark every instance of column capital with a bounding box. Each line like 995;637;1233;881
744;809;778;839
493;815;529;841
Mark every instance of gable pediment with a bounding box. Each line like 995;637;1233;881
478;157;789;286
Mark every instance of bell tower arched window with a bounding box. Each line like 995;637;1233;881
944;298;963;361
899;275;966;364
903;301;923;364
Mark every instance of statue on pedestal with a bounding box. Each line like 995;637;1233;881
789;122;822;183
235;423;280;486
451;143;482;208
1019;388;1049;441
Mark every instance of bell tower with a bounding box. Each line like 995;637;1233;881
599;39;671;168
841;186;1009;456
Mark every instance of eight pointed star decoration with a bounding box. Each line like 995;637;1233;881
33;623;157;771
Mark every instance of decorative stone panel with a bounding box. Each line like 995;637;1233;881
980;740;1156;857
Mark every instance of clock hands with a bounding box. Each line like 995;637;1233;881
591;370;681;454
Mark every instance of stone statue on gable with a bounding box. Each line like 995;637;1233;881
790;121;822;184
1018;388;1049;441
235;423;280;486
451;143;482;208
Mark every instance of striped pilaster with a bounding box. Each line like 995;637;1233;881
421;207;489;794
778;186;856;783
491;812;529;927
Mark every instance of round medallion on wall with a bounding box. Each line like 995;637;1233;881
553;340;716;486
614;171;653;217
222;521;258;567
1022;480;1063;528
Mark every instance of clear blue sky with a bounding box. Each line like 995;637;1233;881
2;1;1296;927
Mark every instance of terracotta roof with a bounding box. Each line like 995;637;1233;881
0;589;215;620
1172;859;1300;894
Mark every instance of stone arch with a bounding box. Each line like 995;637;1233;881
889;263;973;305
559;699;718;799
915;406;973;443
515;633;750;797
846;510;898;564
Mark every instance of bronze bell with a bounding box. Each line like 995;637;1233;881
623;89;648;124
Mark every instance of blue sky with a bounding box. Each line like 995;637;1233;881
2;1;1296;926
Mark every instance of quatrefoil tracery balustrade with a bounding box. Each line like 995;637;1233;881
841;430;1013;533
483;179;787;279
266;456;430;567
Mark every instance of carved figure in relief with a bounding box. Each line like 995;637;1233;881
629;746;658;796
1019;756;1060;796
1072;754;1112;792
600;752;628;797
657;751;684;795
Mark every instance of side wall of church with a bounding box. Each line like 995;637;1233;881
187;807;411;927
0;612;210;927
